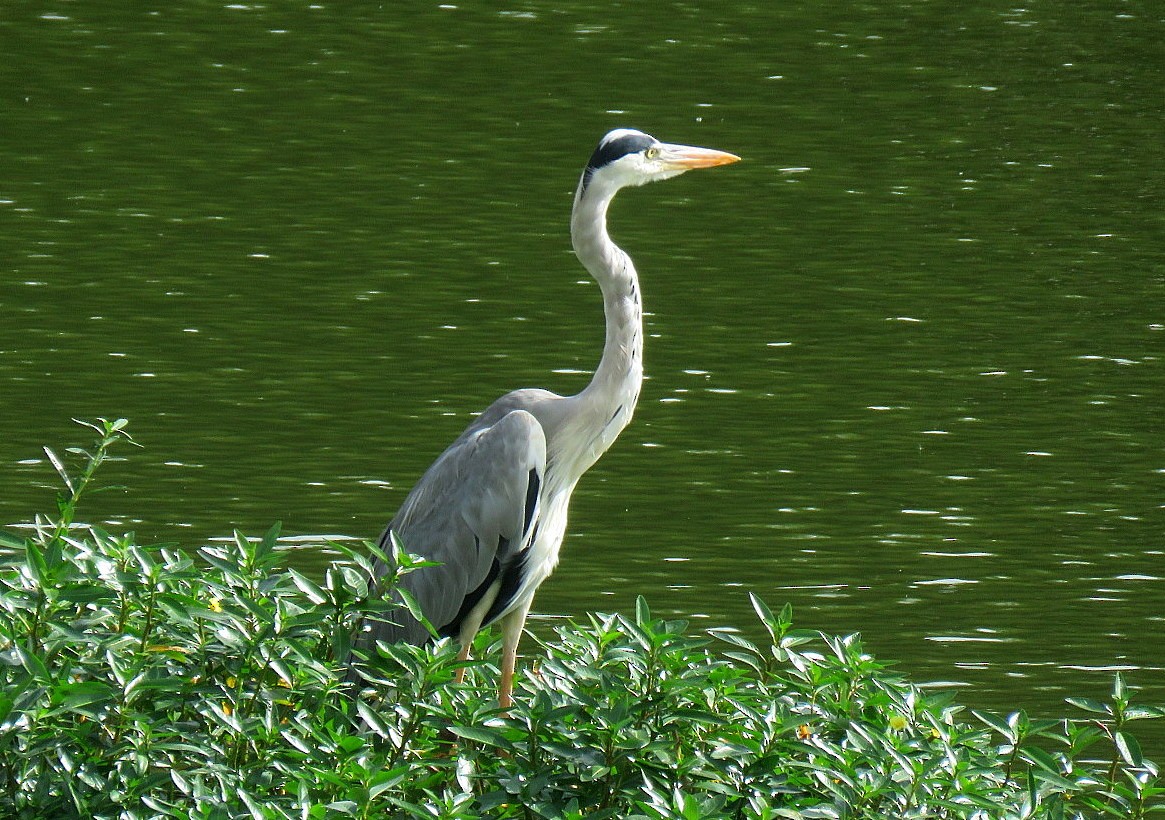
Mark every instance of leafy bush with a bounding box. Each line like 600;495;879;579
1;419;1162;818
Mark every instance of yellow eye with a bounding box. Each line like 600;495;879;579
645;146;660;160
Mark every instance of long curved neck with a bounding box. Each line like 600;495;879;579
561;179;644;464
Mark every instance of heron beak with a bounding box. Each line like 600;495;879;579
659;144;741;170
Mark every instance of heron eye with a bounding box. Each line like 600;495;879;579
645;146;660;160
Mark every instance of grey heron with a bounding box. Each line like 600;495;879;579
352;129;739;707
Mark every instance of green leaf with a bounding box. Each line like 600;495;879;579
323;801;359;814
73;417;104;436
1020;745;1061;775
1029;767;1077;792
635;595;651;626
239;788;265;820
24;539;47;586
130;544;157;576
750;592;775;626
973;710;1017;742
1124;705;1165;721
0;529;26;549
355;700;391;739
288;569;328;605
57;680;116;711
257;521;281;562
395;587;436;637
15;644;51;681
1112;671;1129;704
368;768;409;800
448;724;513;750
778;601;794;628
43;446;75;494
267;656;295;687
1065;696;1111;715
708;628;758;654
56;582;113;605
203;700;244;733
1115;730;1143;767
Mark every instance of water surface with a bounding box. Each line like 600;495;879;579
2;1;1162;747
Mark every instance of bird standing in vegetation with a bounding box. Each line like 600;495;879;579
351;129;739;706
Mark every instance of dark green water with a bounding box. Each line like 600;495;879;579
3;2;1162;740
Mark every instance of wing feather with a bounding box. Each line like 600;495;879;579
359;408;546;647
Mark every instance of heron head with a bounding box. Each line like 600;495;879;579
579;128;739;197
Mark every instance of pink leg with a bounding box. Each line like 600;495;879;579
453;584;500;687
497;601;531;709
454;641;472;685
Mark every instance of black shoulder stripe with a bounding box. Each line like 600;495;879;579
523;467;540;536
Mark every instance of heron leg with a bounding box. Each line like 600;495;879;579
453;579;502;687
454;641;472;685
497;600;532;710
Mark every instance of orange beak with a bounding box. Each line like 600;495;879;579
659;144;742;170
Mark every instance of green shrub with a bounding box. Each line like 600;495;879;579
1;419;1162;818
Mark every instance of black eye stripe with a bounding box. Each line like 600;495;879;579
585;134;656;174
581;133;657;192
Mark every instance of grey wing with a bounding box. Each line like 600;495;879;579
361;408;547;646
